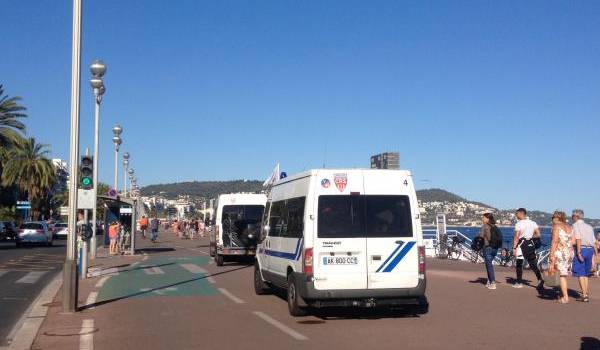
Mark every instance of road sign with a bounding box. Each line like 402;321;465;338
16;200;31;209
60;206;69;216
77;189;95;209
107;188;118;199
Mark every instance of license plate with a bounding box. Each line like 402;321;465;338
322;256;358;265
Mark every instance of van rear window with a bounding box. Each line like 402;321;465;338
318;195;413;238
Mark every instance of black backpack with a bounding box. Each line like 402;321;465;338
489;225;503;249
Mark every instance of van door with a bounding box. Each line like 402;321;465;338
270;197;305;278
313;172;367;290
364;174;419;289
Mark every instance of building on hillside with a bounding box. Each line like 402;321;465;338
370;152;400;170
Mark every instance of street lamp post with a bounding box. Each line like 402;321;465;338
129;172;136;255
123;152;130;197
112;125;122;192
63;0;82;313
89;60;106;260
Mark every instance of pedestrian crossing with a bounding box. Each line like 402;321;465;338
0;270;49;286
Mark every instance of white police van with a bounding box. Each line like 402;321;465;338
210;193;267;266
254;169;427;316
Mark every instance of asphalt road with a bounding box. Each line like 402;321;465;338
0;239;66;346
31;232;600;350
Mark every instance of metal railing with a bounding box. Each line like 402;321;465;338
424;229;552;269
424;229;484;263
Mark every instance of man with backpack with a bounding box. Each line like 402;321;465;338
480;213;502;289
512;208;544;290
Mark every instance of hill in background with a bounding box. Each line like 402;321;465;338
141;180;263;200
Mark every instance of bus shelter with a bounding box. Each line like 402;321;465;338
98;195;138;255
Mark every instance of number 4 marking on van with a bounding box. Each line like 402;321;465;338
403;179;408;186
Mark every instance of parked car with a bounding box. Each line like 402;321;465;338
53;222;69;239
1;221;17;241
16;222;53;247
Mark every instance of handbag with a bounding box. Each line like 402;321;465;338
543;270;560;287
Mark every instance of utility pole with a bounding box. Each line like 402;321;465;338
63;0;82;313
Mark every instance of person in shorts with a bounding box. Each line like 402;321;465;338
109;221;120;255
571;209;597;302
512;208;544;290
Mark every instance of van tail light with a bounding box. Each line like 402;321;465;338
303;248;313;277
418;246;426;279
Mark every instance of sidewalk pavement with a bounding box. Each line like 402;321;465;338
29;230;600;350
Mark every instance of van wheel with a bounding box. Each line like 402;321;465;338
408;298;429;315
254;263;271;295
215;254;224;266
287;275;307;317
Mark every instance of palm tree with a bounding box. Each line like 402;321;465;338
0;84;27;149
1;137;56;219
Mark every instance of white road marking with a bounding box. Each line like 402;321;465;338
143;267;164;275
15;271;46;284
95;276;110;288
79;319;94;350
0;270;8;278
85;292;98;309
218;288;245;304
253;311;308;341
180;264;216;283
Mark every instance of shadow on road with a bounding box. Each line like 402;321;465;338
581;337;600;350
268;286;426;320
80;265;251;311
136;247;176;254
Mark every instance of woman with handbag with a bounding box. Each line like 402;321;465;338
549;211;573;304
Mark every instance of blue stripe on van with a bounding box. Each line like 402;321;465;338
264;238;303;261
375;242;404;273
382;241;416;273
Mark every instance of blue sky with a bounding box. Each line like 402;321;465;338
2;1;599;216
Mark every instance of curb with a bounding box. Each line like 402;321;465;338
3;273;62;350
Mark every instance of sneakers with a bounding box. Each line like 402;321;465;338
512;283;524;289
486;283;497;290
536;280;545;291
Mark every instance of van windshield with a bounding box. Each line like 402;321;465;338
221;205;264;231
318;195;413;238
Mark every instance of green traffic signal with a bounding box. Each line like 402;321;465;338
82;177;92;186
80;156;94;190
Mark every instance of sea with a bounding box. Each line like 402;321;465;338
424;226;553;250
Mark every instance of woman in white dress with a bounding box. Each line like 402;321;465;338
549;211;573;304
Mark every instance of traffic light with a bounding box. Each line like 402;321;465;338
80;156;94;189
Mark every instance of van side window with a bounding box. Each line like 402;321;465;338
268;201;287;237
283;197;305;238
365;195;413;237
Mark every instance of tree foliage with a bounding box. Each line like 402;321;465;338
1;137;56;218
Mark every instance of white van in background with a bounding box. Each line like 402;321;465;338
210;193;267;266
254;169;427;316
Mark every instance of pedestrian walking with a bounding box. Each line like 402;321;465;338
109;221;120;255
479;213;502;289
549;211;573;304
140;215;149;239
512;208;544;290
571;209;597;302
150;216;159;243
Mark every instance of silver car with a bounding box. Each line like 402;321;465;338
53;222;69;239
16;222;53;247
